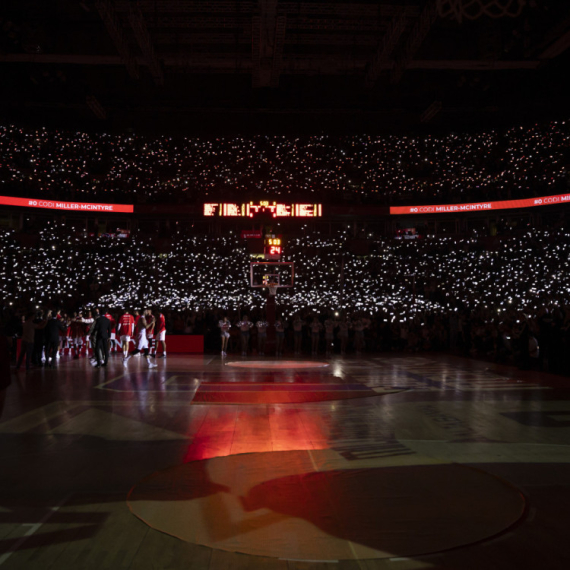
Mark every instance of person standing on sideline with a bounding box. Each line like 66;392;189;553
352;316;366;354
117;309;136;360
219;315;231;356
32;310;46;366
337;316;350;355
324;316;336;356
256;317;269;356
293;315;305;356
16;313;41;370
274;317;286;357
45;311;67;367
237;315;253;356
93;310;113;367
309;316;323;356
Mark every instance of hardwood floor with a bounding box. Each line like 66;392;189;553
1;353;569;569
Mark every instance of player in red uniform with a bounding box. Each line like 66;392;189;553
55;309;65;359
65;315;73;357
124;309;157;368
82;310;94;357
117;309;135;359
69;312;85;358
146;310;156;355
153;310;167;358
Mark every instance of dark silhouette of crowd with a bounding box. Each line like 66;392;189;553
1;220;570;374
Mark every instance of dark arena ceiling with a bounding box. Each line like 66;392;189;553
1;0;570;134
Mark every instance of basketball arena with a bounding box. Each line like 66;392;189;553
1;1;570;569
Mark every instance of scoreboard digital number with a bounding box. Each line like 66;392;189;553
204;201;322;218
264;236;282;259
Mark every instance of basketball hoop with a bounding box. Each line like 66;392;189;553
266;283;278;296
437;0;525;22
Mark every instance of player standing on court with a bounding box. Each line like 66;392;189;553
117;309;135;360
145;310;156;355
124;309;157;368
154;309;167;358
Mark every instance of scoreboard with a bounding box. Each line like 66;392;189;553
264;236;282;259
204;201;322;218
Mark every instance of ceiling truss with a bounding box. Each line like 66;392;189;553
2;0;569;130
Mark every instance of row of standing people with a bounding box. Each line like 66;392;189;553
218;314;369;357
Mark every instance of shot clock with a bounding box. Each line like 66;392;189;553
264;236;282;259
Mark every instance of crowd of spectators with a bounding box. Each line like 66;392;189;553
2;120;570;206
1;222;570;373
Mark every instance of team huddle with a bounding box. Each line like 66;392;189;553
15;308;167;370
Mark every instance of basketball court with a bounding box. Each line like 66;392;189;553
1;0;569;567
1;352;569;569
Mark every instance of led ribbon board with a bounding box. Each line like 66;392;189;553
204;202;322;217
0;195;134;213
390;192;570;215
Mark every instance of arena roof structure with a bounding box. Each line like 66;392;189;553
1;0;570;134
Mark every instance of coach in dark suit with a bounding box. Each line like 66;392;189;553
45;312;67;367
93;310;113;367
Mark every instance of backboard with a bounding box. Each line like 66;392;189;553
250;261;294;288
